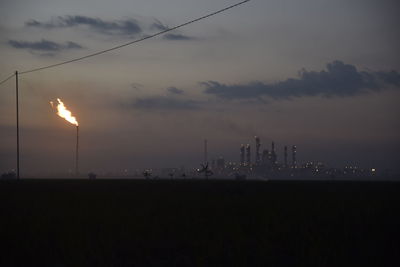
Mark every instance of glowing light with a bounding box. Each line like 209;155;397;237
52;98;79;126
371;168;376;172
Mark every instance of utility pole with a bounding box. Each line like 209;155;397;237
15;71;20;179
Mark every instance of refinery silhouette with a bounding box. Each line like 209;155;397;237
128;136;385;181
196;136;381;180
0;0;396;181
0;135;388;180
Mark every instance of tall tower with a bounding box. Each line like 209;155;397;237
271;141;277;166
240;144;245;166
284;146;288;168
246;144;251;166
292;145;297;169
255;136;261;166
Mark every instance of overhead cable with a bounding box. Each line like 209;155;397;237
19;0;250;75
0;73;15;86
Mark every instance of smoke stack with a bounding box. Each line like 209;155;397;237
255;136;261;166
50;98;79;177
292;145;297;169
246;144;251;166
240;144;245;166
271;141;277;166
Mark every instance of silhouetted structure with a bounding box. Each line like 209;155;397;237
271;142;277;167
143;170;152;179
255;136;261;166
211;137;385;179
246;144;251;166
292;145;297;169
198;163;213;179
240;144;245;166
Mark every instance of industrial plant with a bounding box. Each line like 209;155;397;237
203;136;380;180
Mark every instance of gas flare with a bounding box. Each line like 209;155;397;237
52;98;79;126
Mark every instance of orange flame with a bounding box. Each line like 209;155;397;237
51;98;79;126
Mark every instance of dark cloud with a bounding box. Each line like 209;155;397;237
151;20;168;31
163;33;194;41
128;96;201;110
203;61;400;100
8;39;83;52
375;70;400;86
25;16;195;40
25;15;142;36
65;41;82;49
151;20;194;40
167;87;184;95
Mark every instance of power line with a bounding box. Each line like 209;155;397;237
0;73;15;86
19;0;250;75
1;1;250;180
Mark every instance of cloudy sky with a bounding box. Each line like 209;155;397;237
1;0;399;176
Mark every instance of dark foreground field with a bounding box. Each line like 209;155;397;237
1;179;399;267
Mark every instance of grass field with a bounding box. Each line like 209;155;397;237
1;179;399;266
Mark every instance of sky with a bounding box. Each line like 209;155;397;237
1;0;399;176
